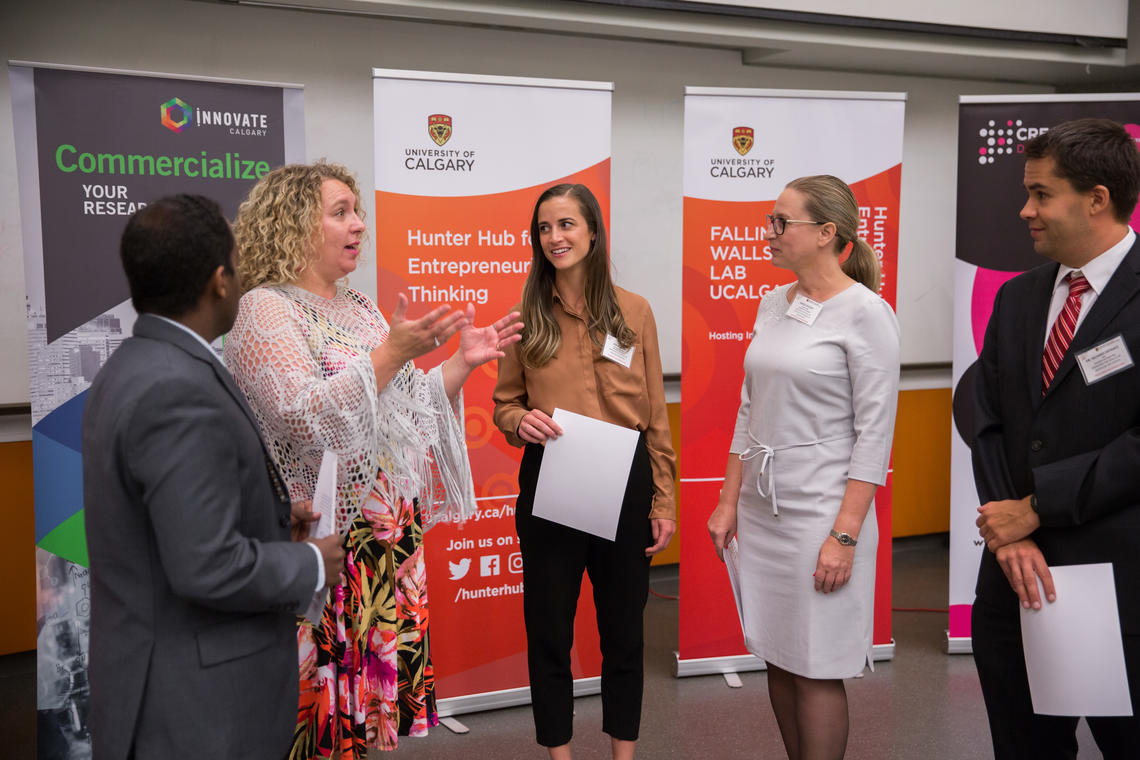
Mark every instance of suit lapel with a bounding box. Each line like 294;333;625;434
1024;264;1057;407
1044;239;1140;397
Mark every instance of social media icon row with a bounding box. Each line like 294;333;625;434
448;552;523;580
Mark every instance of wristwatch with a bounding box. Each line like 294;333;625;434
829;529;857;546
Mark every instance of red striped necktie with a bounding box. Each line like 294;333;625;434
1041;271;1091;395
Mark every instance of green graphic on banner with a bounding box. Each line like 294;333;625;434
36;511;88;568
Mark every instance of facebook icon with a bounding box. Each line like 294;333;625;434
480;554;500;577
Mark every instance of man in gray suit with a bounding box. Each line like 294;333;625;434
83;195;345;760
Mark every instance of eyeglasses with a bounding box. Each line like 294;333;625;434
765;214;825;237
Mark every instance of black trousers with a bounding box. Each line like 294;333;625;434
972;597;1140;759
515;435;653;747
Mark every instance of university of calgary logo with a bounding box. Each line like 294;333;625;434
732;126;754;156
428;114;452;146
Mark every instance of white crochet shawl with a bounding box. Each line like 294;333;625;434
224;284;476;533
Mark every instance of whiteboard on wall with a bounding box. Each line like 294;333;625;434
604;0;1128;40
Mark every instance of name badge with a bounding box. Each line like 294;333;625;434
786;294;823;326
602;334;635;368
1075;334;1134;385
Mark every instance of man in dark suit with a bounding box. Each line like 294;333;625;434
972;118;1140;759
83;195;345;760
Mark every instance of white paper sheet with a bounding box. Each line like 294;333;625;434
304;451;338;625
1020;562;1133;717
723;536;746;637
531;408;639;541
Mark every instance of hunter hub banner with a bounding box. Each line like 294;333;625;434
372;69;612;712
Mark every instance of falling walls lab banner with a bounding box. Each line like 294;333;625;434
9;62;304;758
948;95;1140;650
372;69;612;712
678;89;904;671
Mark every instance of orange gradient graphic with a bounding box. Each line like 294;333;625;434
679;164;901;660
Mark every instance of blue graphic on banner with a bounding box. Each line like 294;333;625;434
33;391;86;545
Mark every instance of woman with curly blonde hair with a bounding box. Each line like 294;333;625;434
224;161;522;758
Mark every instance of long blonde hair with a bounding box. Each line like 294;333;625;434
518;184;635;368
785;175;881;292
233;161;365;292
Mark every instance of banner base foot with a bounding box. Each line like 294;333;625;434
872;640;895;662
723;672;744;688
673;651;765;678
675;640;896;679
946;632;973;654
437;676;602;718
439;717;469;734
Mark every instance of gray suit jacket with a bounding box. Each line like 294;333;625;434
83;314;318;760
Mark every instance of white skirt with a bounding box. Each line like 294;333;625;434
735;439;878;679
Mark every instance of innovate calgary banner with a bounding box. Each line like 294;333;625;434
9;62;303;758
372;69;612;713
678;88;904;671
948;94;1140;650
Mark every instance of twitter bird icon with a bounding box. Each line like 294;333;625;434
449;557;471;580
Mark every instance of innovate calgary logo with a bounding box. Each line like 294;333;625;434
159;96;271;137
160;98;192;133
404;111;476;172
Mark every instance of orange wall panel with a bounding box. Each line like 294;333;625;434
891;388;952;537
1;391;948;652
0;440;36;655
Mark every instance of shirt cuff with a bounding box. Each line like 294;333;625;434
650;496;677;522
306;541;325;592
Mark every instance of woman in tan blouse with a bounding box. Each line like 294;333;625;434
493;183;676;760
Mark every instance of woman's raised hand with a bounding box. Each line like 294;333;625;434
386;293;467;364
457;304;523;371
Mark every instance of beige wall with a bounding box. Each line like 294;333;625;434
0;0;1055;405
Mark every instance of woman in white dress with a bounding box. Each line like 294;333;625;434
707;175;900;760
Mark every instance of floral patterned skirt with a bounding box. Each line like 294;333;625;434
289;473;437;759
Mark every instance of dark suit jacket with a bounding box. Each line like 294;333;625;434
972;237;1140;632
82;314;318;760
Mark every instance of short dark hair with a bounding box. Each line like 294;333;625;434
1025;118;1140;223
120;194;234;317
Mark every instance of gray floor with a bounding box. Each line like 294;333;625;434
1;534;1100;758
386;534;1097;760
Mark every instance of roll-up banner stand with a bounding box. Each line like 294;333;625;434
678;88;905;675
9;61;305;758
372;69;612;716
948;94;1140;654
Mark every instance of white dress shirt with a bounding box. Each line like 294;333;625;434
1045;228;1136;341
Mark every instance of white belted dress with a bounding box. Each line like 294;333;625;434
731;282;900;679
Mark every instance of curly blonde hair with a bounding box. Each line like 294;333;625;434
233;161;366;292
